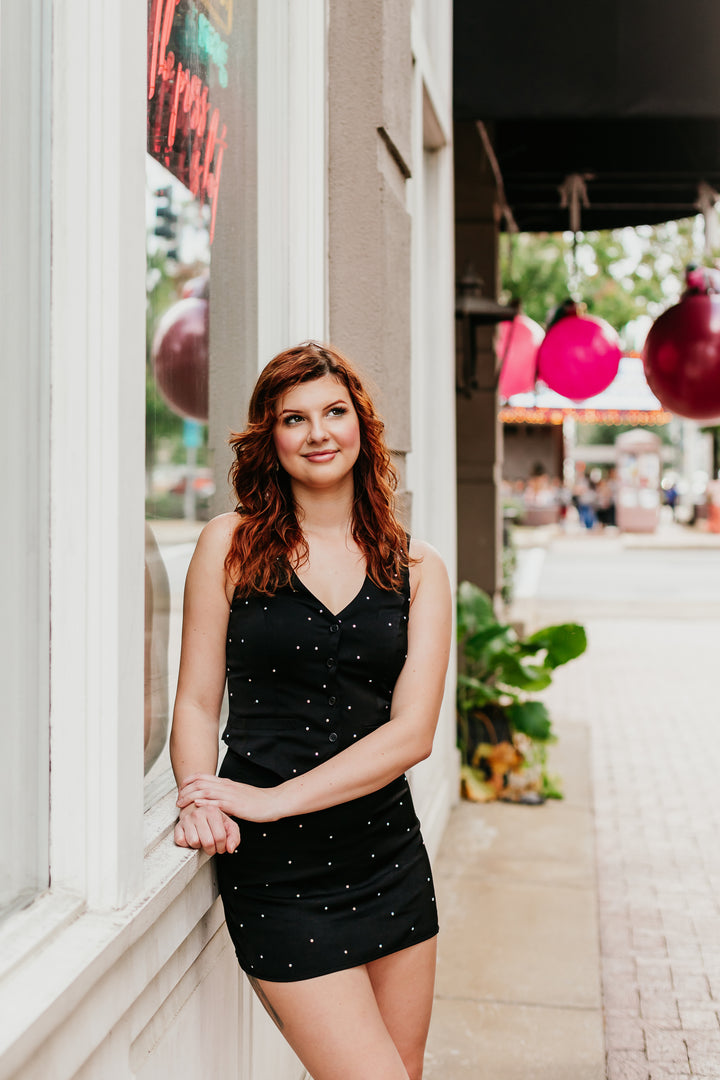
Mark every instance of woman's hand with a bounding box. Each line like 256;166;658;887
177;774;284;823
174;802;241;855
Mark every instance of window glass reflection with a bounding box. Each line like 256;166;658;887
145;0;230;789
144;159;212;786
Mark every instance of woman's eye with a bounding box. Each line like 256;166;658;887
329;406;348;417
283;414;305;425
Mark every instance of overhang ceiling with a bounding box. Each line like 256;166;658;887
454;1;720;231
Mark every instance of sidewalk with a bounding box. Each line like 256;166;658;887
424;714;604;1079
425;529;720;1080
512;518;720;552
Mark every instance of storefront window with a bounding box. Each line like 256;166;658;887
144;0;230;793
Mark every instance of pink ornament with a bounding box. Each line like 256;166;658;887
643;276;720;420
152;297;209;421
536;305;621;401
497;314;544;398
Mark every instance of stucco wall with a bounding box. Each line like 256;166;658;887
327;0;413;453
329;0;458;855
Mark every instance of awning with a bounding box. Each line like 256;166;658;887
455;1;720;231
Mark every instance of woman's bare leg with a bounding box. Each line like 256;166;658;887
251;965;410;1080
365;937;437;1080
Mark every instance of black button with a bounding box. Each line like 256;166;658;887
330;623;339;633
326;658;336;669
328;695;337;705
329;732;338;743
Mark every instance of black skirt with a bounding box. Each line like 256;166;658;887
215;751;438;982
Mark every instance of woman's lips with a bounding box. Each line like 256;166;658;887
303;450;338;462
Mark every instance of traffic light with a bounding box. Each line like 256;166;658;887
154;186;179;259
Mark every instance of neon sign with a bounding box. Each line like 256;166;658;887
147;0;228;243
201;0;233;36
197;13;228;87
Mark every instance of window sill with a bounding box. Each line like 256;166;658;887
0;815;216;1073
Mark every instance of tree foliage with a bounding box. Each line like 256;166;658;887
500;218;704;344
576;422;674;446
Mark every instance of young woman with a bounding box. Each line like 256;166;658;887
170;342;452;1080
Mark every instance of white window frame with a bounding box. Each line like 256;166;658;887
0;0;156;1062
0;0;51;920
49;0;147;910
257;0;328;363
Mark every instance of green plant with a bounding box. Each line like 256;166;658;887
457;580;587;802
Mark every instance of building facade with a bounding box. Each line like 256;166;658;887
0;1;456;1077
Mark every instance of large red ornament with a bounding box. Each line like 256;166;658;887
497;314;544;398
642;268;720;420
536;301;621;402
152;297;209;421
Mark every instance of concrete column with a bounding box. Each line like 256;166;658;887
327;0;413;477
454;121;503;598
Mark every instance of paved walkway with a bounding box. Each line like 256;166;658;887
589;618;720;1080
425;522;720;1079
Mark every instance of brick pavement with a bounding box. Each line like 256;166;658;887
541;614;720;1080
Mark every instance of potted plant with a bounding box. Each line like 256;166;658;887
457;580;587;803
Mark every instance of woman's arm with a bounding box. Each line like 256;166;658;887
177;540;452;822
170;513;241;854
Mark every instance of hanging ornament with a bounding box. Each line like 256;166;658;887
152;296;209;421
497;314;544;398
534;175;620;401
536;299;622;401
642;266;720;420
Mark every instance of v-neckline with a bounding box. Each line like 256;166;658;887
291;570;369;619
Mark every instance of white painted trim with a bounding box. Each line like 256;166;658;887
50;0;146;908
407;5;459;836
257;0;327;365
0;840;217;1077
415;770;454;861
410;6;452;146
257;0;290;364
287;0;327;344
0;0;51;913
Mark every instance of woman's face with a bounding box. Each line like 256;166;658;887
273;374;361;489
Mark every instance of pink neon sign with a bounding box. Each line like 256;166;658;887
147;0;228;243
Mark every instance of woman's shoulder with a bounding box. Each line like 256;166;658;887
193;512;240;563
407;537;450;602
408;536;445;567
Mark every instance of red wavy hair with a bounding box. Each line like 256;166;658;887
225;342;410;596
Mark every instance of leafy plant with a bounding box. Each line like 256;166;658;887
457;581;587;803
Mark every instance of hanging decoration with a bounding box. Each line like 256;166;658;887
537;299;622;402
535;174;621;402
558;174;590;240
643;265;720;421
694;182;720;255
497;313;544;398
152;296;209;421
